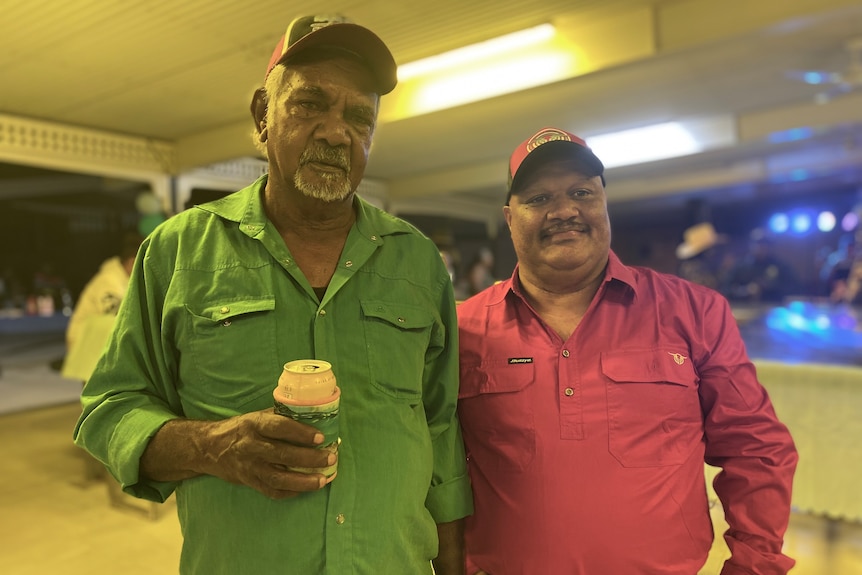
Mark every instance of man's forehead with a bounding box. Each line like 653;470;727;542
282;61;379;100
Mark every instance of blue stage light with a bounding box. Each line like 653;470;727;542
768;213;789;233
842;212;860;232
791;213;812;233
817;211;836;232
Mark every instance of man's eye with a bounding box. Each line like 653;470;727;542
526;195;548;204
348;111;375;128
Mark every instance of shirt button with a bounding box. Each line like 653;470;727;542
345;260;353;267
222;320;231;327
397;317;405;323
564;387;574;396
319;309;326;316
562;349;570;358
335;513;345;525
370;235;377;241
220;306;229;314
283;258;291;265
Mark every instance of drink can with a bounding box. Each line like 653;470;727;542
273;360;340;477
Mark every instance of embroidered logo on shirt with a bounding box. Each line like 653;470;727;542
508;358;533;364
668;352;688;365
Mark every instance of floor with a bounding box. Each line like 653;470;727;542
0;402;859;574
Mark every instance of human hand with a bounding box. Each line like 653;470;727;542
199;408;336;499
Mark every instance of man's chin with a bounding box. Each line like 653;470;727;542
295;176;352;202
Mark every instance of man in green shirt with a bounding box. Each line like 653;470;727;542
74;14;472;575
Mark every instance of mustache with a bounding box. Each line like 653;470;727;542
542;221;589;236
300;144;350;171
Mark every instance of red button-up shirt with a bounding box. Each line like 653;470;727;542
457;251;797;575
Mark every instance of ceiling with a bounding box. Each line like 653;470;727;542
2;0;862;224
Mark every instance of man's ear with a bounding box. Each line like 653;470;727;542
250;88;268;141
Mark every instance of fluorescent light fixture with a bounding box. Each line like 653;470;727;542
411;53;571;115
398;24;556;81
381;23;579;121
586;122;701;169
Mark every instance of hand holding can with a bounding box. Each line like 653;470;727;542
273;360;340;477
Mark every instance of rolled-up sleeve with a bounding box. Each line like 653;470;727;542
698;299;798;575
423;276;474;523
73;235;182;502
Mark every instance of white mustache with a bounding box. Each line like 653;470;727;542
300;145;350;171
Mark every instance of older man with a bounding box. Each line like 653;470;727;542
457;127;797;574
74;15;472;575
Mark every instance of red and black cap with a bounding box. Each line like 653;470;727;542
264;15;397;95
507;127;605;203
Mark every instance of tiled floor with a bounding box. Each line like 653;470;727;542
1;402;861;574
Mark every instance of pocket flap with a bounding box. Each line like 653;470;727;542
601;349;697;387
460;360;534;398
191;297;276;322
361;300;434;329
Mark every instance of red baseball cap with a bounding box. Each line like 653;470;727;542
264;15;397;95
507;127;605;203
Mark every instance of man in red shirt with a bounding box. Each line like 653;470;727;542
457;127;798;574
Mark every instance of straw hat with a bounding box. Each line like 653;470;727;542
676;222;724;260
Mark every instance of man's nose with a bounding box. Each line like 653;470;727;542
315;110;351;148
547;196;580;220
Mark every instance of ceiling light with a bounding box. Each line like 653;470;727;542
397;24;556;82
381;23;579;122
585;122;701;169
410;53;571;116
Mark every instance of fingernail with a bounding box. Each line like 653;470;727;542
327;452;337;465
313;433;324;445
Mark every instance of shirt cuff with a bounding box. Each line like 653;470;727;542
426;473;474;524
108;408;179;502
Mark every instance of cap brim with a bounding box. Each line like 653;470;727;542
278;23;397;95
509;140;605;195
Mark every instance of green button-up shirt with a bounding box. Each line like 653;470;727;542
74;175;473;574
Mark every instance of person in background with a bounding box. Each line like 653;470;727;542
675;221;727;291
820;232;858;301
74;14;471;575
457;127;797;574
63;231;143;480
64;231;143;356
465;246;495;296
726;228;799;303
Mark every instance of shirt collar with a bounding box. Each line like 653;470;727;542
195;174;416;242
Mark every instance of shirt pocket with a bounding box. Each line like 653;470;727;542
361;300;433;403
602;349;703;468
184;297;277;411
459;361;536;472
